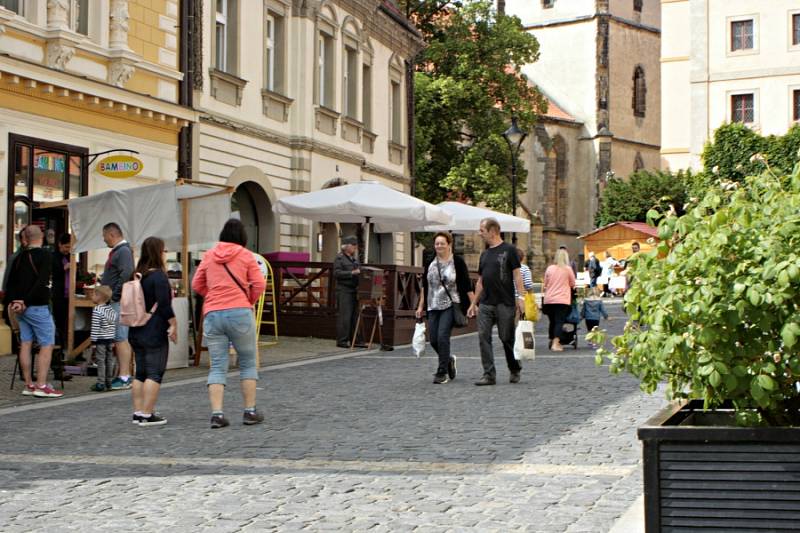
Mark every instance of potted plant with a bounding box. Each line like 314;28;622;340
590;163;800;532
75;271;97;295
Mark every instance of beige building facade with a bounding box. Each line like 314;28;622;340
0;0;192;274
661;0;800;171
186;0;422;264
502;0;661;270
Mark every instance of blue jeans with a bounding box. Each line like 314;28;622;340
204;308;258;386
428;307;454;375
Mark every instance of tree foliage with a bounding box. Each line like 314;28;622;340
590;159;800;426
702;123;800;183
594;170;690;227
401;0;547;210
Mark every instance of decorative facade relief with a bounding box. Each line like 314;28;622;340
109;0;131;50
108;61;135;87
46;41;75;70
47;0;70;30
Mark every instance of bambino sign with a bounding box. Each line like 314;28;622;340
96;155;144;179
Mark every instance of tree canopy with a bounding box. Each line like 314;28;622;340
401;0;547;210
594;170;690;227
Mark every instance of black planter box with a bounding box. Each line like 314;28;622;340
638;400;800;532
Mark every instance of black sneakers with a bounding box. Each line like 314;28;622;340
474;374;496;386
243;410;264;425
433;373;449;384
210;414;230;429
138;414;167;427
510;372;521;384
448;356;457;380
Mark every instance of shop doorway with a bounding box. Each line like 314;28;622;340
230;181;275;253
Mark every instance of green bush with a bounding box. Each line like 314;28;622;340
595;170;690;227
702;123;800;183
590;160;800;426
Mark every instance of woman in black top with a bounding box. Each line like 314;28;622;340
415;232;474;384
129;237;176;427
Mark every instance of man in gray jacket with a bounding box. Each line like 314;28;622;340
333;236;364;348
100;222;135;390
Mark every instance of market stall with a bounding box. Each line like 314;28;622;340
41;180;232;363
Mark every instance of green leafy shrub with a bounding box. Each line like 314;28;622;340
590;160;800;426
595;170;690;227
702;123;800;183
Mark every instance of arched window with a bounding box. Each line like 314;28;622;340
552;136;568;229
634;0;642;13
634;152;644;172
632;66;646;117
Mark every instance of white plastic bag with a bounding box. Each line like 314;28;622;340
514;320;536;361
412;321;426;358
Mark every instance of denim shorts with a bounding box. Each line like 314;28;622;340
109;301;129;342
17;305;56;347
204;307;259;386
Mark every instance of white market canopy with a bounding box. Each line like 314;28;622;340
64;181;232;253
375;201;531;234
272;181;453;229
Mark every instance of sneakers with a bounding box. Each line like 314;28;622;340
510;372;521;384
33;384;64;398
243;410;264;426
474;374;496;386
90;383;107;392
433;373;449;384
21;384;36;396
210;414;230;429
137;414;167;427
448;356;457;380
132;413;143;424
110;377;133;390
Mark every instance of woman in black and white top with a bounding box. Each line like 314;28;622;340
416;232;474;384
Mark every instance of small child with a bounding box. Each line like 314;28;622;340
581;287;609;347
90;285;117;392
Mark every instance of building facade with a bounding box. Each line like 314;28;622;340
185;0;422;264
502;0;661;269
661;0;800;171
0;0;192;272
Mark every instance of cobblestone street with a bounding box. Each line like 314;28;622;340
0;302;666;532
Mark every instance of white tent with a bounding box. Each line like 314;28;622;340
375;201;530;234
272;181;453;260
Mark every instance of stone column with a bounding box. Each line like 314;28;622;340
109;0;130;50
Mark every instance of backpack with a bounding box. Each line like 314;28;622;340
119;272;157;327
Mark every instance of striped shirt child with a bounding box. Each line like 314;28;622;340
91;303;117;343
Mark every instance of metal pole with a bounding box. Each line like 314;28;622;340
511;153;518;245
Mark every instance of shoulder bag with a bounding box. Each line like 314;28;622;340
436;260;468;327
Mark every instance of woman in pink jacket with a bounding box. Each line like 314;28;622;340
542;248;576;352
192;219;266;429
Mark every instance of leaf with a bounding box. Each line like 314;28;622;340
757;374;775;391
782;323;798;348
709;370;722;388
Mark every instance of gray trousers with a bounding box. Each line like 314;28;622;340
478;303;521;378
95;342;117;387
336;290;358;345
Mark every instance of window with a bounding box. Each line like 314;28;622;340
793;14;800;46
362;64;372;129
214;0;238;73
731;93;754;123
633;0;642;13
634;152;644;171
70;0;88;35
318;32;334;108
0;0;23;15
343;45;358;119
390;80;401;142
793;90;800;122
265;14;275;91
731;19;754;51
632;66;646;117
542;0;554;8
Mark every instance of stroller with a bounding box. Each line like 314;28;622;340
558;296;581;350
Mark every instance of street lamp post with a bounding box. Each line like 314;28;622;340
502;116;527;244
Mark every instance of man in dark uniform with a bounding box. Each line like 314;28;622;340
333;236;364;348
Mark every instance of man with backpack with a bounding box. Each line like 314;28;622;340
100;222;135;390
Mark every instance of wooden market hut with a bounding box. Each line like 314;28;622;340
578;221;659;261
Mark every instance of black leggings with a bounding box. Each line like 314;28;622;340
133;343;169;384
543;304;571;341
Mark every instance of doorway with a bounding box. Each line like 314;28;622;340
230;181;275;253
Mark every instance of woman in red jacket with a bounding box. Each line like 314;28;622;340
192;219;266;428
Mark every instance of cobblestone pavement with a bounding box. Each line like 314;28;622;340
0;301;667;532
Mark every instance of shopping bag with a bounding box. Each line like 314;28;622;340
412;321;426;358
524;293;539;322
513;320;536;361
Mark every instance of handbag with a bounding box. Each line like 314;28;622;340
436;260;468;327
524;293;539;322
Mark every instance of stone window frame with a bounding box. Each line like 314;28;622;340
789;10;800;51
789;85;800;126
728;89;758;126
632;65;646;118
727;14;759;57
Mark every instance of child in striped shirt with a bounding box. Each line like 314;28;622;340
90;285;117;392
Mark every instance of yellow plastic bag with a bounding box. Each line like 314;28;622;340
524;293;539;322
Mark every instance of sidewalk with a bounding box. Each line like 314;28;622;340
0;336;369;410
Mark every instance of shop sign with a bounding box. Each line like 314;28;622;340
96;155;143;179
